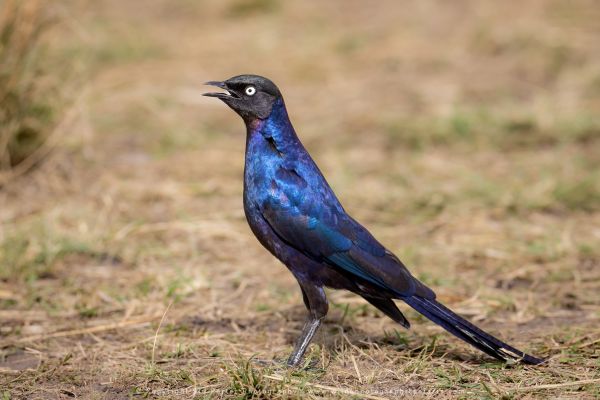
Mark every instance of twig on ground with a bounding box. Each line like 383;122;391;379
151;300;173;364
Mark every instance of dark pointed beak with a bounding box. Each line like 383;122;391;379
203;81;240;99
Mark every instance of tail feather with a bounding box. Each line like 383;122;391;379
362;295;410;329
403;296;543;365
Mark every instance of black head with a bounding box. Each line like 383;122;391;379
203;74;281;121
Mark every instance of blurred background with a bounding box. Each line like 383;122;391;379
1;0;599;398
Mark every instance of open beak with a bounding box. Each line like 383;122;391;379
203;81;240;99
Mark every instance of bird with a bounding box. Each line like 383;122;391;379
203;74;543;367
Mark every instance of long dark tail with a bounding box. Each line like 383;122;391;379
403;296;543;365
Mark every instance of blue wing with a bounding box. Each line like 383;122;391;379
258;164;435;299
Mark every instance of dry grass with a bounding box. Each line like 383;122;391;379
1;0;600;399
0;0;57;178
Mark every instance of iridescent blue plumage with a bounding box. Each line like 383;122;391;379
243;98;433;298
204;75;543;367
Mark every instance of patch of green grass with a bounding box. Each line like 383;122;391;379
141;363;195;388
254;303;271;312
381;110;600;151
165;271;195;301
434;365;470;389
578;242;600;259
523;236;565;264
331;302;371;325
220;357;324;399
0;230;100;282
382;111;483;150
382;328;410;349
75;303;99;318
224;357;270;399
555;115;600;144
226;0;280;18
164;343;189;359
161;322;190;335
552;175;600;212
135;277;154;297
462;175;506;208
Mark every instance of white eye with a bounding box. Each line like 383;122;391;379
245;86;256;96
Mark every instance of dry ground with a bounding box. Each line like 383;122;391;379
1;0;600;398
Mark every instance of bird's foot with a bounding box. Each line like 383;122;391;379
285;354;321;370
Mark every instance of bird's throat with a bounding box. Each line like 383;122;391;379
245;98;298;155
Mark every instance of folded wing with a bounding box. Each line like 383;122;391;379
259;165;434;299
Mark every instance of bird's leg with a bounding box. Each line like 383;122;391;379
287;281;328;367
287;316;322;367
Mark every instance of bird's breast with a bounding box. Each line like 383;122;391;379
243;134;285;211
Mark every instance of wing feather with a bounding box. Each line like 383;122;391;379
259;164;434;299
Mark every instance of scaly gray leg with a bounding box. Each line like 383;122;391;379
287;281;328;367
